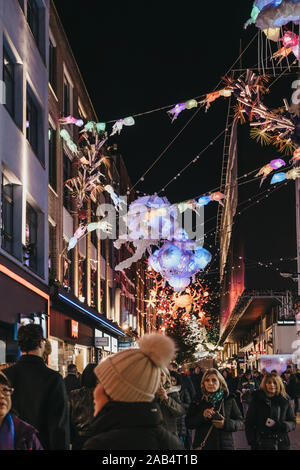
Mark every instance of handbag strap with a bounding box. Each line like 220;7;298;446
195;399;224;450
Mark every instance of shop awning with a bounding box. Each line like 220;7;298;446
219;290;286;345
52;289;126;337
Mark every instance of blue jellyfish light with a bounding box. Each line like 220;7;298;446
270;172;287;184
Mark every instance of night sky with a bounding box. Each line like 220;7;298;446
53;0;255;208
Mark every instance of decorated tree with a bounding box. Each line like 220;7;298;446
166;311;197;364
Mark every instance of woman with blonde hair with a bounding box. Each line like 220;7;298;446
245;373;296;450
186;368;243;450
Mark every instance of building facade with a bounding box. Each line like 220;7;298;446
218;85;299;373
0;0;50;365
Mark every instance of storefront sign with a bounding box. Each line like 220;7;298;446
95;337;109;348
71;320;79;339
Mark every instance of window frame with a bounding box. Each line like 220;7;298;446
3;45;15;119
1;174;14;255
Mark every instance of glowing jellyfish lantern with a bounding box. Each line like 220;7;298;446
148;250;161;273
168;276;191;292
270;172;287;184
197;196;211;207
68;237;78;251
185;99;198;110
192;247;212;270
282;30;299;48
269;158;285;170
159;244;182;269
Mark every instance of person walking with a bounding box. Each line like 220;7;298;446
69;363;97;450
5;324;70;450
288;369;300;414
186;368;244;450
155;368;184;436
238;370;257;417
83;334;184;450
0;371;43;450
173;371;192;450
64;364;81;396
245;373;296;450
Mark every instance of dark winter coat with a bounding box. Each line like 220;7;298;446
157;388;185;435
13;414;43;450
186;393;244;450
177;387;192;437
64;374;81;396
245;390;296;450
82;401;184;451
69;386;94;450
239;378;257;403
5;355;70;450
289;373;300;399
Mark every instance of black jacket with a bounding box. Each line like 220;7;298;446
289;373;300;399
245;390;296;450
83;401;184;450
5;355;70;450
64;374;81;396
186;393;244;450
69;386;94;449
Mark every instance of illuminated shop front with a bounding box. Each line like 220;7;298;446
50;288;125;375
0;259;49;366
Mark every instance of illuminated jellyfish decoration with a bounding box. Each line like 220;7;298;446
114;195;178;271
148;230;212;291
245;0;300;30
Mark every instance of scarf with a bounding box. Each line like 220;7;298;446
207;390;225;406
0;413;15;450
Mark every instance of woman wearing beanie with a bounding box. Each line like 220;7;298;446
186;368;243;450
83;334;184;450
155;368;184;436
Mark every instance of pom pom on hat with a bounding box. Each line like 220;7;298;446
139;333;176;368
94;333;176;403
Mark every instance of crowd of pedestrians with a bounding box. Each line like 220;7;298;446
0;323;299;451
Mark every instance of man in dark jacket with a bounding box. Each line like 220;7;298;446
64;364;81;396
5;324;70;450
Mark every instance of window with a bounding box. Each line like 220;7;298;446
26;89;38;154
25;202;38;271
63;153;72;211
62;239;72;290
26;85;44;163
27;0;39;45
1;175;14;254
63;74;71;117
3;46;15;118
49;223;56;280
49;37;56;91
49;125;57;190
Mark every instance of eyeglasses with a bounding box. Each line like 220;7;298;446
0;386;14;397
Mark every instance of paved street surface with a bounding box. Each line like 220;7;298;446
234;415;300;450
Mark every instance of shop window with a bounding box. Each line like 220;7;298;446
48;124;57;191
26;85;44;163
24;202;38;272
1;174;14;254
49;36;57;92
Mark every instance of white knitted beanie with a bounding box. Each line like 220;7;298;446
94;333;176;402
